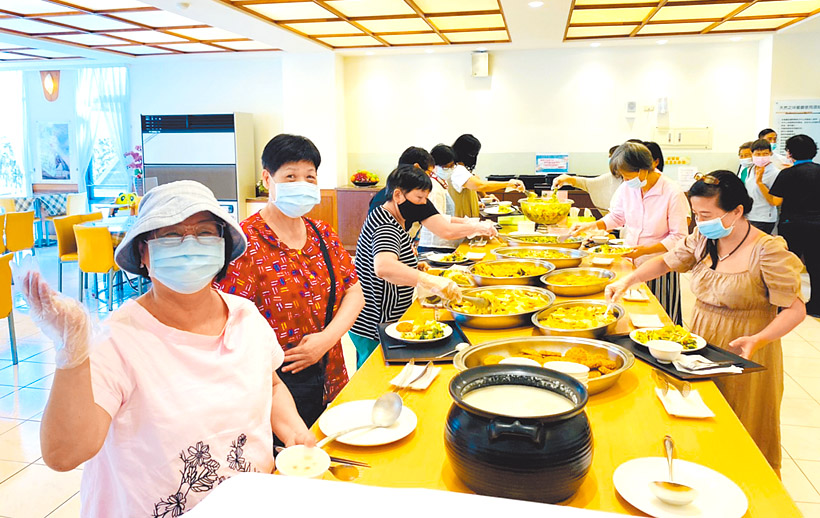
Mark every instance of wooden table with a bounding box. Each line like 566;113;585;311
316;238;800;517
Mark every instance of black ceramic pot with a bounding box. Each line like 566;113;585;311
445;365;593;503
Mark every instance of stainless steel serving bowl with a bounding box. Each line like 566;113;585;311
493;246;588;269
446;285;555;329
531;300;625;339
453;336;635;394
540;267;616;296
502;233;584;249
469;259;556;287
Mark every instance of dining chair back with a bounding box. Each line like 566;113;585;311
66;193;89;216
74;224;120;310
53;215;85;292
80;212;103;223
0;253;17;364
0;214;5;253
0;199;15;214
5;211;35;257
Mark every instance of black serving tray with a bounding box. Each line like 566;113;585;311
378;320;471;364
605;334;765;381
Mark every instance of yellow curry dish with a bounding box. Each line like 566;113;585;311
547;272;607;286
538;305;617;330
450;288;553;316
503;249;571;260
472;262;551;278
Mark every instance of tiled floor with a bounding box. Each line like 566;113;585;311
0;247;817;517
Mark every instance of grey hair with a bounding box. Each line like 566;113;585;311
609;142;654;174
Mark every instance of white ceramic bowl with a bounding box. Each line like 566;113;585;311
543;361;590;386
498;200;513;207
276;445;330;478
481;197;495;204
647;340;683;364
499;356;542;368
590;236;609;245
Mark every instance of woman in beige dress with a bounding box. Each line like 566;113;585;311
607;170;806;472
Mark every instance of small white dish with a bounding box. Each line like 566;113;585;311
276;445;330;479
499;357;542;368
480;197;495;204
385;321;452;343
609;238;626;246
647;340;683;364
318;400;418;447
591;256;614;267
590;236;609;245
630;314;666;329
613;457;748;518
623;288;650;302
498;200;513;207
542;361;590;386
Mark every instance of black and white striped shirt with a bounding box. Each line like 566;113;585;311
351;206;418;340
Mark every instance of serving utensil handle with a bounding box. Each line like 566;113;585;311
664;435;675;481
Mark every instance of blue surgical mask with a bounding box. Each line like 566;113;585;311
696;212;736;240
624;175;647;190
436;166;454;181
148;236;225;294
771;143;778;151
739;158;753;168
272;181;321;218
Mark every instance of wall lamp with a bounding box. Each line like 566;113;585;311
40;70;60;102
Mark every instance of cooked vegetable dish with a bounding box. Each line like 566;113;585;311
472;262;550;278
515;235;582;244
538;305;617;330
590;244;635;255
634;325;699;350
504;249;571;260
519;192;573;224
395;320;446;340
546;272;608;286
436;252;467;263
451;289;552;315
482;346;619;378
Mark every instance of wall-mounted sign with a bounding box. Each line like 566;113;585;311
535;154;569;174
774;100;820;164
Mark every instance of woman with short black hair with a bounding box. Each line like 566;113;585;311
607;170;806;472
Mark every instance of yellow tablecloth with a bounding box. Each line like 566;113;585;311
315;239;800;517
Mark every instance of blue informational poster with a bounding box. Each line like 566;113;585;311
535;154;570;173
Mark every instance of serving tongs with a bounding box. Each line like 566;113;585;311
460;292;490;310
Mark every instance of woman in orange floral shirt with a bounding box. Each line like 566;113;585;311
217;134;364;427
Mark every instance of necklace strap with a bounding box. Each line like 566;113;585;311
717;220;752;262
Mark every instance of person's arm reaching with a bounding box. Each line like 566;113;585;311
271;372;315;447
464;176;524;193
605;255;673;302
420;214;497;240
728;297;805;359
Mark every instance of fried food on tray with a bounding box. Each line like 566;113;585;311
450;289;552;315
484;345;619;378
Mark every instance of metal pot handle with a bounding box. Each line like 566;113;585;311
488;419;544;446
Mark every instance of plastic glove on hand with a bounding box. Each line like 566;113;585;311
418;272;462;302
19;270;92;369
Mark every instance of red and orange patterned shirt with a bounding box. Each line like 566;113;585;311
215;212;358;403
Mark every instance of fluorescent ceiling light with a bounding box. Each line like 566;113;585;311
590;42;601;47
730;36;743;41
529;1;544;7
657;39;668;45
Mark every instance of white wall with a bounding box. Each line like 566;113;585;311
344;42;762;179
128;56;284;182
771;16;820;108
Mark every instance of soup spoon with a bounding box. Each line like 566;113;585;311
328;464;360;481
435;342;470;359
317;392;403;448
650;435;698;506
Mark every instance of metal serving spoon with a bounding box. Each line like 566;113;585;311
317;392;403;448
650;435;698;506
435;342;470;359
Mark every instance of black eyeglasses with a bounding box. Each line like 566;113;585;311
694;173;720;185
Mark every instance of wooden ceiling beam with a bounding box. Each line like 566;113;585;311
402;0;451;44
701;0;760;33
630;0;668;36
312;0;392;46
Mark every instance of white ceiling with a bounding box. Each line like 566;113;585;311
0;0;818;67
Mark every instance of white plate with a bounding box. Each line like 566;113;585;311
630;328;707;352
385;321;453;343
613;457;748;518
484;206;516;215
588;245;635;257
318;400;417;447
426;252;469;265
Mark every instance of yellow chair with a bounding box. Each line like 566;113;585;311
0;198;15;214
5;211;35;259
0;253;17;364
74;225;120;311
66;193;88;216
0;214;5;253
53;215;85;293
80;212;103;223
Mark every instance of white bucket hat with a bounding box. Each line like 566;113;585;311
114;180;247;276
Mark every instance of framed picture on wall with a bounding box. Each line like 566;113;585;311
37;122;71;181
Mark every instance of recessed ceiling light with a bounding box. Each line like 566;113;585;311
425;49;434;53
528;1;544;7
590;42;601;47
657;39;668;45
730;36;743;42
365;51;374;55
476;47;487;52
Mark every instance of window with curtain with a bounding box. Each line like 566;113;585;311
76;67;129;200
0;71;27;197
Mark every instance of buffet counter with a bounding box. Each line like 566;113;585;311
315;239;800;517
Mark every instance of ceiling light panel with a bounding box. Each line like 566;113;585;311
62;0;149;9
49;33;126;46
573;0;648;4
156;42;222;52
245;2;335;21
284;21;364;35
325;0;415;17
429;14;505;31
0;18;65;34
651;3;745;22
445;30;509;42
570;7;655;24
38;14;134;31
102;45;171;54
0;0;77;15
357;18;433;33
638;21;714;35
215;40;277;50
317;35;384;47
380;33;444;45
565;24;638;38
0;51;35;60
10;48;71;57
113;30;189;44
111;10;200;28
413;0;500;13
739;0;820;17
712;17;799;31
168;27;243;41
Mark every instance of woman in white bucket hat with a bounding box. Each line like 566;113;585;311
20;180;314;517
